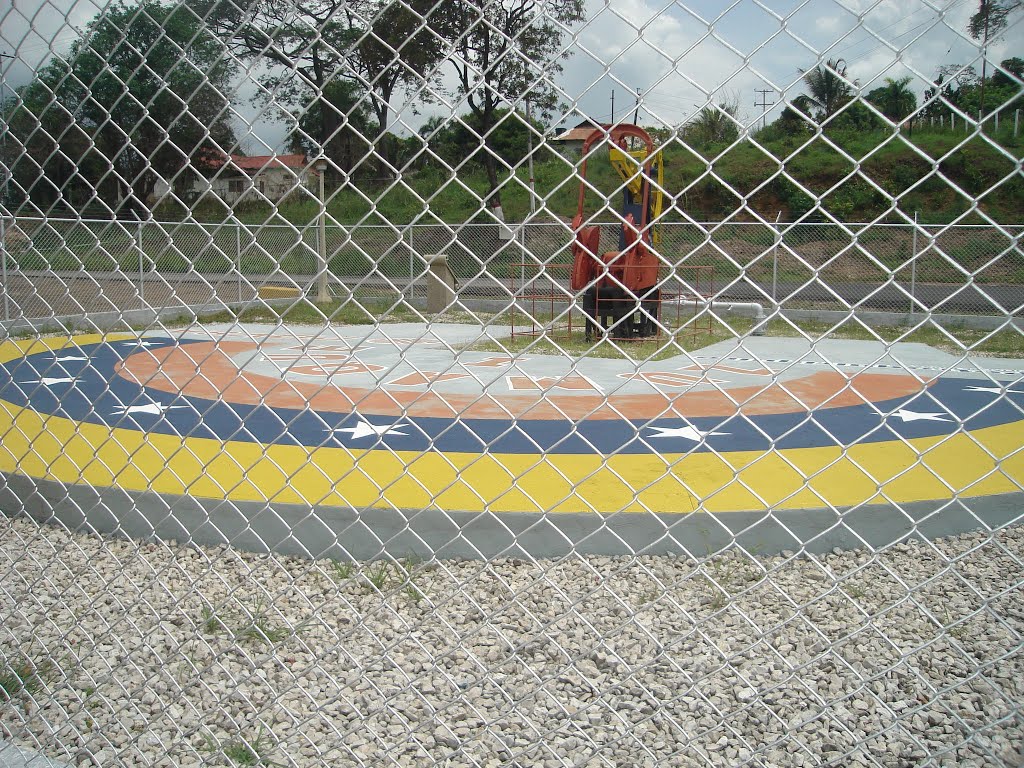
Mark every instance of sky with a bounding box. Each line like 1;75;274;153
0;0;1018;153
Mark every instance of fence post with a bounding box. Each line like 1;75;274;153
1016;109;1020;138
316;161;330;304
1;215;9;323
236;222;242;303
407;226;415;301
771;211;782;308
910;212;918;319
137;219;145;304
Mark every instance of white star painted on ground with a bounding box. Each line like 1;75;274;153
330;420;409;441
964;385;1024;395
891;409;950;423
647;425;728;442
54;355;88;362
111;402;190;417
20;377;75;386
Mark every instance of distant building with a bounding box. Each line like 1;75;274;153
201;154;316;204
550;119;606;157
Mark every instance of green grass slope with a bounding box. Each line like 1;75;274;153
158;126;1022;227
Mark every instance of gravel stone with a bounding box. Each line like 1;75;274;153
1;518;1023;767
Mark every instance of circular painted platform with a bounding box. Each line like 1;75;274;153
1;323;1022;556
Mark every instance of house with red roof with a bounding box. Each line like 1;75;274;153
201;154;316;204
551;118;606;157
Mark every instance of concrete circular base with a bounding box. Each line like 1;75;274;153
2;324;1022;556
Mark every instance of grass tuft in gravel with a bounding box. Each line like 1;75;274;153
0;657;56;701
325;556;428;601
327;559;356;582
206;727;282;767
200;596;302;645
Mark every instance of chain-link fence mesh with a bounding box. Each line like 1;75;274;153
2;0;1024;765
4;219;1023;319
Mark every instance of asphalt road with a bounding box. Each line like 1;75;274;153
2;270;1022;321
723;278;1024;315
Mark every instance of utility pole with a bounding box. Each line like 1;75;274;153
610;90;615;124
632;88;641;125
754;88;776;130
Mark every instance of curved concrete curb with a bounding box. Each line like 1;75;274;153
3;472;1021;560
0;740;73;768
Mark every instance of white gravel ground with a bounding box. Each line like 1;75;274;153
1;516;1023;768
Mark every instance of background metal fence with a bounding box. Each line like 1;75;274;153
2;0;1023;766
3;217;1022;320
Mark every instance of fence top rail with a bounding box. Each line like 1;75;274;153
8;216;1023;231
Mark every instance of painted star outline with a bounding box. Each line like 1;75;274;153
329;419;409;441
646;424;729;442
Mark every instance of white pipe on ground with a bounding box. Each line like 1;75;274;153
670;297;768;335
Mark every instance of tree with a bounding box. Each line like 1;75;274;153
191;0;357;171
348;0;449;172
22;1;236;217
769;95;815;136
921;61;1022;126
3;80;100;212
968;1;1022;114
420;108;549;169
866;76;918;134
441;0;585;221
193;0;447;175
992;56;1024;86
800;58;856;121
685;100;740;148
285;80;375;174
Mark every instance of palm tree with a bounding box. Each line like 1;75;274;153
800;58;856;121
869;76;917;134
687;101;740;147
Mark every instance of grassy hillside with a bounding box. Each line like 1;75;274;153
159;126;1023;226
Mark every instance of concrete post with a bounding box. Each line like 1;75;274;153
137;220;145;304
910;212;918;319
425;254;456;314
316;159;330;304
236;222;242;303
771;211;782;309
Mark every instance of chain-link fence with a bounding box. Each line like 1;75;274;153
2;0;1024;766
4;218;1023;320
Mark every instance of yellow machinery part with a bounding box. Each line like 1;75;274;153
608;146;664;245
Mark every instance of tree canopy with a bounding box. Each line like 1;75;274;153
440;0;585;216
192;0;453;175
921;58;1023;121
866;77;917;132
6;0;235;216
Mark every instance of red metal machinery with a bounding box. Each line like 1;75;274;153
570;125;665;341
510;124;713;342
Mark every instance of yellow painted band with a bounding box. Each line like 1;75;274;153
2;337;1022;513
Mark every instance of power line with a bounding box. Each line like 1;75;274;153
831;0;971;66
831;0;968;61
